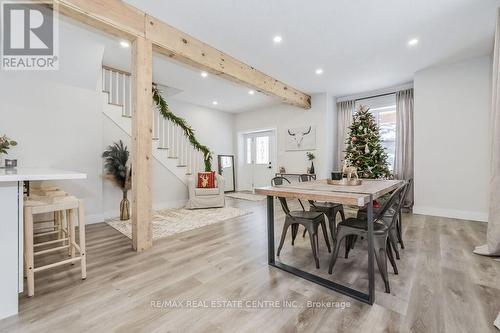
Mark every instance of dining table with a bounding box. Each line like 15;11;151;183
255;178;403;305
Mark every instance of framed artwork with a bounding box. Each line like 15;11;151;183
285;125;316;151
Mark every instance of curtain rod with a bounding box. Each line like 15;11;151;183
355;91;396;102
336;82;413;103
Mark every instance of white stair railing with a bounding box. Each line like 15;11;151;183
102;66;207;176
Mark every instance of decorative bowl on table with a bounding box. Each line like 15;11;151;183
327;178;362;186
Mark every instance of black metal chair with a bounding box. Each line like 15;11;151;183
356;178;413;258
298;174;346;242
328;184;406;293
357;203;401;260
396;178;413;249
271;176;331;269
298;174;316;182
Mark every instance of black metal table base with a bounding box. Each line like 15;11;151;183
266;195;375;305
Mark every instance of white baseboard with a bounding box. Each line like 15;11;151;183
413;205;488;222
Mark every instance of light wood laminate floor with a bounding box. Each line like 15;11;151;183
0;198;499;333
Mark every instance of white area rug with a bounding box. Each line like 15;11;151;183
106;207;251;240
226;192;266;201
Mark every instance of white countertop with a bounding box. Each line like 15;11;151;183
0;168;87;182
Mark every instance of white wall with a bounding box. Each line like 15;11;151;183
234;93;334;189
0;52;105;223
169;99;235;158
414;55;491;222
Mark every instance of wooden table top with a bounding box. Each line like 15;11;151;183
254;179;403;207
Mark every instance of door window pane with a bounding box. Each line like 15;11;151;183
255;136;270;164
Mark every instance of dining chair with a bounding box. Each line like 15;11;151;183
298;174;345;242
356;179;412;259
328;184;406;293
396;178;413;249
272;176;331;269
298;174;316;182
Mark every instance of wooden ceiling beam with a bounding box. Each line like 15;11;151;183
145;15;311;109
56;0;145;39
55;0;311;109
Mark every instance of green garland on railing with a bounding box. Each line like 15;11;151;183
152;84;212;172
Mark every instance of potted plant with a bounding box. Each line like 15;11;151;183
102;140;131;220
0;135;17;167
306;152;315;174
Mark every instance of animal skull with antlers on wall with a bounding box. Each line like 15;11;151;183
285;125;316;151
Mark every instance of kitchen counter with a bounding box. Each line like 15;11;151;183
0;168;86;320
0;168;87;182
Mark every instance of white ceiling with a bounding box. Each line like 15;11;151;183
102;35;278;113
105;0;500;111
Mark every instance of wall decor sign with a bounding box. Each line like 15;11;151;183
285;125;316;151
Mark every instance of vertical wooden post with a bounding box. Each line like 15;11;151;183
131;36;153;251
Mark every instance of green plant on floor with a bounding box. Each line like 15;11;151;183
152;84;212;172
102;140;131;220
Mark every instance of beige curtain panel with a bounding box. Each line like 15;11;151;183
336;100;354;169
474;9;500;257
394;88;414;207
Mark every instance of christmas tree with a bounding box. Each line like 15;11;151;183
344;105;391;179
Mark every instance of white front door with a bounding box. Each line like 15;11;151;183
244;130;276;189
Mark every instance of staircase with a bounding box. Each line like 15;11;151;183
101;66;207;185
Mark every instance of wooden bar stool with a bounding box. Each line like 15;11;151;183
24;196;86;297
29;190;69;241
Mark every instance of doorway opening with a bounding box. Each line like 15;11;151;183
239;129;277;191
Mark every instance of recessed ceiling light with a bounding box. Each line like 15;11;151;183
315;68;324;75
201;71;208;78
120;40;130;48
248;90;255;95
212;101;218;105
408;38;419;47
273;35;283;44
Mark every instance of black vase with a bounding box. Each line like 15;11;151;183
309;161;315;174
